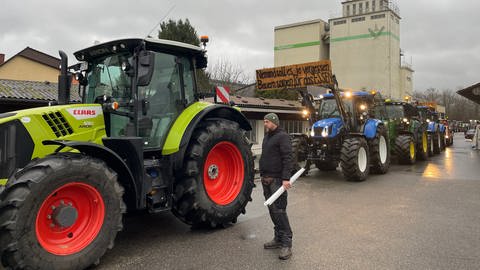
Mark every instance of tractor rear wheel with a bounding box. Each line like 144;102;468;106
417;131;429;161
0;154;125;270
440;132;446;151
395;135;416;165
291;137;309;175
370;125;390;174
340;137;370;182
315;161;338;171
173;119;254;227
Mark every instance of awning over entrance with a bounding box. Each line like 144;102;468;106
457;82;480;105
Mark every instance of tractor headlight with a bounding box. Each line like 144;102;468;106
360;104;367;111
321;127;329;137
426;119;431;123
403;118;408;123
310;129;315;137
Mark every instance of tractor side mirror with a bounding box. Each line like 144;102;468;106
137;51;155;86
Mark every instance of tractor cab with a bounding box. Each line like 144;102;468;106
74;38;207;151
385;101;420;128
313;91;387;137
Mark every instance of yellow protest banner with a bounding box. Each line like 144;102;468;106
256;60;333;91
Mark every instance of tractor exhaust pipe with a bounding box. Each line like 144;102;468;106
58;50;71;105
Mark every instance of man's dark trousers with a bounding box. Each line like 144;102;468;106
262;178;292;247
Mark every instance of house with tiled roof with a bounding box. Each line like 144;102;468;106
0;79;80;113
0;47;60;83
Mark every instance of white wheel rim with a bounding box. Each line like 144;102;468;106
430;136;434;152
379;136;387;163
358;147;368;172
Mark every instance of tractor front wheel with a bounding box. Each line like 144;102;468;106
173;119;254;227
395;135;416;165
0;154;125;270
340;137;370;182
417;131;429;161
370;125;390;174
291;137;309;175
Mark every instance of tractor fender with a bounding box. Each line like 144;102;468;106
165;102;251;171
42;140;138;209
363;119;384;139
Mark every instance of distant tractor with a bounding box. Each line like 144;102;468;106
0;38;255;269
417;105;445;155
291;81;391;181
385;100;429;164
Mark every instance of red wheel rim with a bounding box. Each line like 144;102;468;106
35;182;105;255
203;141;245;205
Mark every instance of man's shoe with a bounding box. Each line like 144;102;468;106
279;247;292;260
263;239;282;249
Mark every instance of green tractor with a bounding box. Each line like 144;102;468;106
0;38;255;269
385;100;429;164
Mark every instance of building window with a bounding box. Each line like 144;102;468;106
280;120;305;134
396;18;399;24
346;5;350;16
371;13;385;20
372;0;376;11
353;3;356;15
334;19;347;25
359;2;363;13
352;17;366;23
366;2;369;12
246;120;257;143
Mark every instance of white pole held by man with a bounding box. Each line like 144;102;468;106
264;167;306;206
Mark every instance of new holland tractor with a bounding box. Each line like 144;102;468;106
0;38;255;269
291;80;390;181
385;100;429;164
417;105;445;155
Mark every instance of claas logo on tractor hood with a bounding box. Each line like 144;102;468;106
66;107;103;120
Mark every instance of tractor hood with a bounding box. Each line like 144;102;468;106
0;104;106;186
312;118;343;138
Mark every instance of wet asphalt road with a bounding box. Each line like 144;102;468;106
95;134;480;270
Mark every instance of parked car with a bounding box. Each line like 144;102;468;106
465;129;475;140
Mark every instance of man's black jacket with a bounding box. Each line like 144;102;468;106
259;127;293;180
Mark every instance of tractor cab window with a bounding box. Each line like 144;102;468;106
318;98;352;119
85;53;133;137
138;52;194;149
386;105;404;120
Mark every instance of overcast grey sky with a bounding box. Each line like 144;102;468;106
1;0;479;91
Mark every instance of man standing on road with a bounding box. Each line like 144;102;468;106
260;113;294;260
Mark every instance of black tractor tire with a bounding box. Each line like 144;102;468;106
433;131;441;155
369;125;390;174
0;154;125;270
172;119;255;228
395;135;416;165
440;132;446;151
340;137;370;182
417;130;429;161
315;161;338;171
427;133;435;157
291;137;309;175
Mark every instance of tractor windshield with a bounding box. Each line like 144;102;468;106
318;98;352;119
386;105;404;120
85;52;133;104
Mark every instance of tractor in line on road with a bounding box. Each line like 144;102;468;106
291;79;391;182
0;37;255;269
385;100;429;164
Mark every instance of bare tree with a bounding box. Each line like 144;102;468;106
207;58;253;88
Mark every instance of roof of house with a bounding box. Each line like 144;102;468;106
0;79;80;102
457;82;480;105
0;47;60;70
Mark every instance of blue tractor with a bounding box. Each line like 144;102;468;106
291;79;390;181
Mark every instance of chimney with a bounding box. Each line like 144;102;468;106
0;54;5;65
